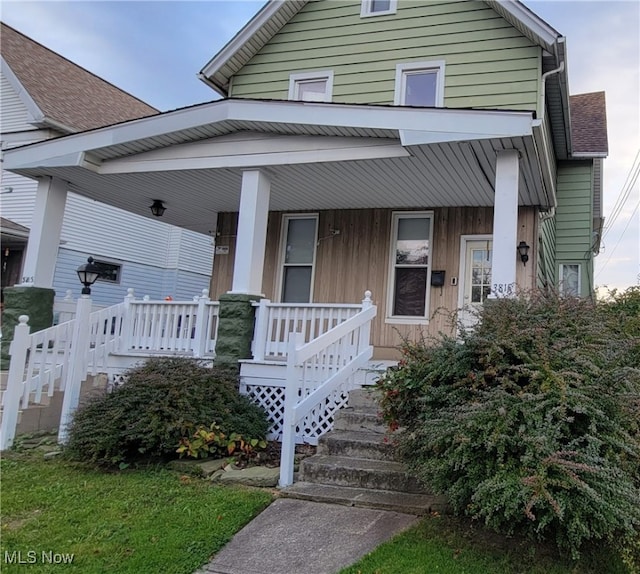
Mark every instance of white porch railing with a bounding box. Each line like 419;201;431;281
279;291;376;487
252;300;362;361
0;289;220;450
123;290;219;356
54;290;105;324
1;288;376;458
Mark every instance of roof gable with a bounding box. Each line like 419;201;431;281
0;22;158;132
199;0;562;97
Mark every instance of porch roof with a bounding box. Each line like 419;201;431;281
3;98;549;235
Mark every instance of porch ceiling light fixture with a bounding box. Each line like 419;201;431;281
77;256;101;295
150;199;166;217
517;241;530;266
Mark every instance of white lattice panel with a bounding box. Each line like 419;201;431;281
240;376;357;445
239;383;344;445
241;384;286;440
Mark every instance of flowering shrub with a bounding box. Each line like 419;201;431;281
377;289;640;560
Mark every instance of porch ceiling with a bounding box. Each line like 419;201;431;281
4;100;547;235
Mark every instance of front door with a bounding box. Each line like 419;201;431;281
458;237;492;329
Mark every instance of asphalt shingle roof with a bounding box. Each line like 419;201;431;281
1;22;158;132
570;92;608;155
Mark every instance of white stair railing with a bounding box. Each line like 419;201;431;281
279;291;376;487
252;300;362;361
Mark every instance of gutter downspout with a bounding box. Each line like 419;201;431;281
539;61;565;120
535;59;565;210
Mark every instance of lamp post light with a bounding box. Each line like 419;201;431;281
60;257;100;443
76;257;101;295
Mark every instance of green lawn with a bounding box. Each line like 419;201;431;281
2;450;633;574
340;513;629;574
0;451;272;573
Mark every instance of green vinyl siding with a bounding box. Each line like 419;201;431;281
555;161;595;297
230;0;541;111
537;215;556;289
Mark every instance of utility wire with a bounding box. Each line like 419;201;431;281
603;149;640;239
596;197;640;277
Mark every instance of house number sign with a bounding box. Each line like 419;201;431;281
492;282;515;296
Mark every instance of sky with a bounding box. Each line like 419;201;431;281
1;0;639;292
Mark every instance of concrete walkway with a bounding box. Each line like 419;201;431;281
195;498;419;574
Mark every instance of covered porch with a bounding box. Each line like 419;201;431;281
2;98;555;475
3;98;554;353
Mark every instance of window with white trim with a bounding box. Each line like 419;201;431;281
288;71;334;102
394;61;445;107
278;214;319;303
559;263;581;297
387;212;433;321
361;0;397;17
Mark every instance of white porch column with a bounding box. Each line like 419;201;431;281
489;149;519;298
230;169;270;295
20;176;68;288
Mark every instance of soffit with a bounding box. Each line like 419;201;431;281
12;135;546;236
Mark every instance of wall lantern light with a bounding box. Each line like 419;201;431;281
150;199;166;217
517;241;530;266
76;256;101;295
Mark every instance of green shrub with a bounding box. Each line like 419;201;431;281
377;289;640;560
64;358;269;466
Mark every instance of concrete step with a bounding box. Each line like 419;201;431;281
317;429;396;461
283;482;449;516
346;388;382;412
300;454;424;493
332;409;386;433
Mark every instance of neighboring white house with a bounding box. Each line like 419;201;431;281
0;23;214;306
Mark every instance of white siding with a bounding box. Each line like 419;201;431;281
0;171;38;227
176;229;214;275
54;248;211;306
165;227;183;268
54;248;165;306
60;194;175;268
0;71;32;132
175;270;212;300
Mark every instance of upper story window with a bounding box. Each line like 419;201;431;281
361;0;397;17
288;71;334;102
394;61;446;107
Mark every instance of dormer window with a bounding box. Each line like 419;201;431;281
361;0;397;17
394;61;446;107
288;71;334;102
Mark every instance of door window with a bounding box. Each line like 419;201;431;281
465;240;493;305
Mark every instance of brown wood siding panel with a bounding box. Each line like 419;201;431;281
211;206;537;358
